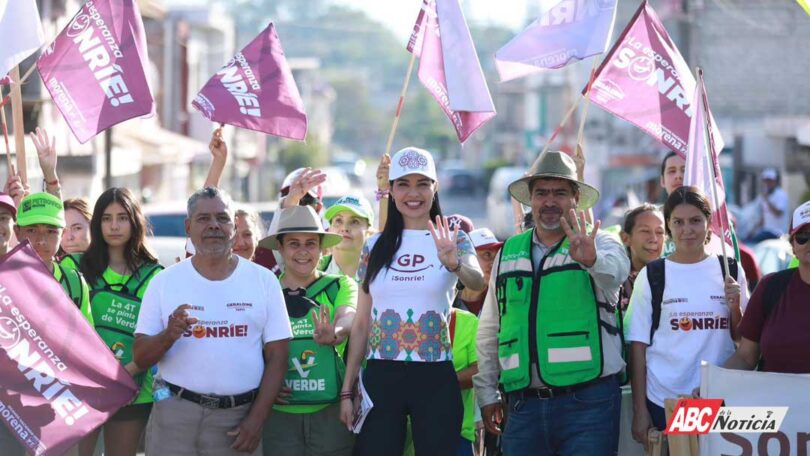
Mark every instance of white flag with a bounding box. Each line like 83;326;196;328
0;0;45;77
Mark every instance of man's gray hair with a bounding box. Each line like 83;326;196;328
187;186;235;218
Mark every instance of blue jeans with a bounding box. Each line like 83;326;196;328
501;375;621;456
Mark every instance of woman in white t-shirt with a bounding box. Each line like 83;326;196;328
339;147;484;455
625;186;747;447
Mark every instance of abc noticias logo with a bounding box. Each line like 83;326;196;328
665;399;788;435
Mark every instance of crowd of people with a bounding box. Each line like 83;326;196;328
0;126;808;456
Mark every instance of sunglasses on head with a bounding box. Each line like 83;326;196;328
795;231;810;245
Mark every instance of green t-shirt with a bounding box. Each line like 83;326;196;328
274;274;358;415
52;263;93;325
91;266;160;405
451;309;479;443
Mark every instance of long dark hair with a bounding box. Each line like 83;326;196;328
361;187;443;293
663;186;712;242
81;188;158;285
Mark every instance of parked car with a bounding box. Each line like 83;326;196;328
144;200;278;238
147;236;187;267
487;167;525;240
439;167;482;196
752;238;794;276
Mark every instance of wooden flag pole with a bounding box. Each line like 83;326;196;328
377;49;418;231
530;93;585;171
383;50;418;158
10;66;27;184
576;58;600;147
0;88;13;173
696;67;730;278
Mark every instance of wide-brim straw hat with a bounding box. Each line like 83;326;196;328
258;206;342;250
508;151;600;209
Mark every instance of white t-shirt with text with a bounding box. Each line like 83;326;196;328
625;256;748;407
135;257;292;395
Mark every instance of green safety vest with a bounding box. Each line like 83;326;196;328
495;230;608;390
59;253;83;272
54;263;85;310
283;275;345;405
90;264;162;368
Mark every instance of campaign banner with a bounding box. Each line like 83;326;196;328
586;0;721;156
700;363;810;455
0;243;138;455
408;0;495;144
192;23;308;140
495;0;617;82
37;0;154;144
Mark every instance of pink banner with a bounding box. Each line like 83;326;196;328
408;0;495;144
37;0;154;144
586;0;720;156
192;23;308;140
0;243;138;455
685;70;734;251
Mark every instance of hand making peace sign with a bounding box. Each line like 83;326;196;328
429;215;460;271
560;209;601;268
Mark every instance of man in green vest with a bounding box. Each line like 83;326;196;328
474;151;630;455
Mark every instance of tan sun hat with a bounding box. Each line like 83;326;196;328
508;151;600;209
258;206;342;250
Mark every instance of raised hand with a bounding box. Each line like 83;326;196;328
311;304;337;346
560;209;600;268
429;215;460;271
376;154;391;191
5;164;27;207
209;126;227;161
288;168;326;203
572;144;586;181
30;127;57;182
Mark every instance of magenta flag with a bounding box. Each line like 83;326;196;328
495;0;617;82
192;23;307;140
684;70;734;254
408;0;496;144
37;0;154;144
0;243;138;456
586;0;721;156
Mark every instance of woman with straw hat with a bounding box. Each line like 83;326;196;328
259;206;358;455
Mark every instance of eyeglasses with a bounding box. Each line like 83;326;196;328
795;231;810;245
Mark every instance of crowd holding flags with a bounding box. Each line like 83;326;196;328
1;0;808;454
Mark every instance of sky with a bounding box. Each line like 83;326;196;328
333;0;529;39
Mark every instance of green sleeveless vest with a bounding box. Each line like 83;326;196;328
283;275;345;405
496;230;604;390
55;263;85;309
90;264;162;366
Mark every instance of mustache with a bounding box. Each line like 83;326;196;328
539;207;562;215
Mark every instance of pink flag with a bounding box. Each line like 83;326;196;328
684;70;734;253
495;0;617;82
408;0;496;144
0;0;45;78
37;0;154;144
586;0;721;156
192;23;307;140
0;243;138;456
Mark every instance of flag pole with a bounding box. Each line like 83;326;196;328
10;67;27;184
576;58;599;147
696;67;730;278
530;93;584;171
0;88;12;172
383;50;418;158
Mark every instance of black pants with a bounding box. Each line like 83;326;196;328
354;360;462;456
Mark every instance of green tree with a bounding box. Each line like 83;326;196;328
279;135;327;172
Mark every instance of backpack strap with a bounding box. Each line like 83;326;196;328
716;255;738;281
123;263;163;297
306;275;342;304
317;255;333;273
646;258;666;344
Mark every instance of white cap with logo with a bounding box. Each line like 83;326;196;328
790;200;810;236
468;228;503;251
389;147;437;181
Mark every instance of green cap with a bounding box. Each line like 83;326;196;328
17;192;65;228
324;195;374;226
